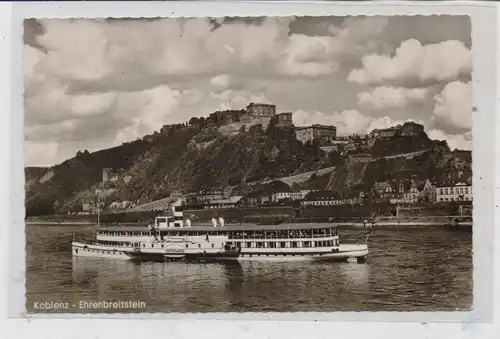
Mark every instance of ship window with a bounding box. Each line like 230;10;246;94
185;244;189;248
257;242;264;248
198;244;201;248
303;241;311;247
246;242;252;248
161;244;164;248
151;244;154;248
292;242;297;248
211;243;214;248
142;244;145;247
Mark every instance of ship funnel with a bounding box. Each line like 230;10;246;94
172;198;184;228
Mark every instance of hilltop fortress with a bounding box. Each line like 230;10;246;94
209;102;431;154
215;102;293;135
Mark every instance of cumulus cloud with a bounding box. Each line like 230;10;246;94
427;129;471;151
432;80;472;131
23;17;472;166
357;86;428;110
282;17;393;77
329;16;392;58
348;39;472;85
35;19;114;81
283;35;340;76
25;79;117;127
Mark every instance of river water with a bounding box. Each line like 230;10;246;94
25;224;472;313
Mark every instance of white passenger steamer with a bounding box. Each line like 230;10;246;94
72;199;369;262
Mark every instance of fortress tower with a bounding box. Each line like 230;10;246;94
246;103;276;117
102;168;113;184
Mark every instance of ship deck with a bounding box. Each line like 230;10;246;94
96;222;340;232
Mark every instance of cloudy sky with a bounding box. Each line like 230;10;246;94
24;16;472;167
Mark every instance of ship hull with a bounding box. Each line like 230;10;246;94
72;241;368;263
236;244;368;262
123;250;240;263
72;242;131;260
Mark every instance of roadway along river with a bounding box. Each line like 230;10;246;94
25;224;472;313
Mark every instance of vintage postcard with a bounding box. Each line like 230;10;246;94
16;3;497;328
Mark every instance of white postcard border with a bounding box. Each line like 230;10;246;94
1;1;498;338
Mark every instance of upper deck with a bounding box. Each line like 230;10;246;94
95;222;340;243
96;222;339;233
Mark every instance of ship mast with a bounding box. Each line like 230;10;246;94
95;188;102;227
97;194;100;226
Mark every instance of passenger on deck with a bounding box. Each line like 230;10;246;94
212;217;217;228
186;218;192;227
218;216;225;227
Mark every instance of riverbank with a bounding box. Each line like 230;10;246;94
25;220;95;226
26;218;472;228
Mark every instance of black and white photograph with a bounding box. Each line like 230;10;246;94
23;15;473;314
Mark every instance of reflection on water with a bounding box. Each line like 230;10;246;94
339;263;370;285
26;224;472;313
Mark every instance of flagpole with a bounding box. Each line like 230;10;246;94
97;194;100;227
95;188;102;227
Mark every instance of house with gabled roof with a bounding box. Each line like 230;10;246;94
434;171;472;203
420;179;437;203
403;180;423;204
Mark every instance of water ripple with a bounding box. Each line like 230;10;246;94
26;224;472;313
